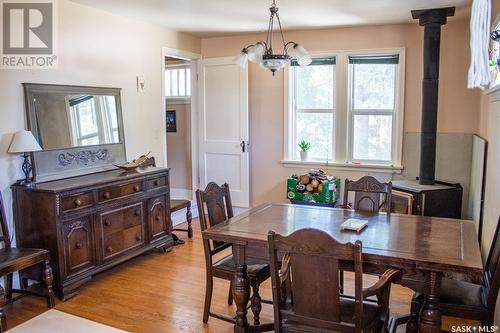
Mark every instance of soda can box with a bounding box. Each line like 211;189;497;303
286;176;340;204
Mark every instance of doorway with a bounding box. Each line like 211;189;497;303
165;55;193;200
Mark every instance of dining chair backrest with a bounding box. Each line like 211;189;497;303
482;217;500;318
268;228;364;333
0;191;12;250
343;176;392;212
196;182;234;261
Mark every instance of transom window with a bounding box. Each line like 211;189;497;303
165;65;191;98
285;50;404;167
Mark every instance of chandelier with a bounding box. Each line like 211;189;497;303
234;0;312;75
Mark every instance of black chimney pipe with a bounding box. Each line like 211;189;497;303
412;7;455;185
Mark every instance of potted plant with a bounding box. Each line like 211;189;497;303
298;140;311;161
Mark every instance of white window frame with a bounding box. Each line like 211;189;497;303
284;48;405;173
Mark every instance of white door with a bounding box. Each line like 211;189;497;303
198;57;250;207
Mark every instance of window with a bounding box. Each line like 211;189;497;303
285;50;404;168
289;57;336;160
349;55;398;163
165;65;191;98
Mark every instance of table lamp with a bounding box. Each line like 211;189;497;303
8;130;42;186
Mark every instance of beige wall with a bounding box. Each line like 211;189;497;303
167;103;192;190
201;19;481;206
0;0;200;234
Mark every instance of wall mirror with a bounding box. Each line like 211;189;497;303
24;83;127;182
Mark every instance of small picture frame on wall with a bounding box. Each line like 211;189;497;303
166;110;177;132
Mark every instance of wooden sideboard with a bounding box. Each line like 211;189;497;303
11;166;172;300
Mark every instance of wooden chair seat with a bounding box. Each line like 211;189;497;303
439;277;483;307
0;248;49;274
212;254;270;283
171;199;193;238
283;298;382;333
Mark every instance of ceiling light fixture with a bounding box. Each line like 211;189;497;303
234;0;312;75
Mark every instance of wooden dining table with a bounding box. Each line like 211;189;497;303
202;203;483;333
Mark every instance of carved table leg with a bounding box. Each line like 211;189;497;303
43;259;55;308
233;244;250;333
186;203;193;238
419;272;442;333
250;280;262;326
0;284;6;332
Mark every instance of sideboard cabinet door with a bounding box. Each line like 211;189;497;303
61;216;96;278
148;196;169;241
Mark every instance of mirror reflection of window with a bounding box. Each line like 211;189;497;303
68;95;119;147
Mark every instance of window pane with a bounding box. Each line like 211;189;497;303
353;63;395;110
186;68;191;96
171;69;178;96
296;65;335;109
352;114;392;161
296;113;334;160
165;70;171;97
77;99;98;136
179;69;186;96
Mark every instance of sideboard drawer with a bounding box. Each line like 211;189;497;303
100;203;143;236
61;192;94;212
98;181;142;202
103;224;144;259
146;176;168;190
61;216;96;278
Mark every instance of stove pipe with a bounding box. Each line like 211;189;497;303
411;7;455;185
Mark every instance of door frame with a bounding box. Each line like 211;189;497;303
161;47;200;202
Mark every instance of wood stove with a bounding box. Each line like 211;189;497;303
390;7;463;219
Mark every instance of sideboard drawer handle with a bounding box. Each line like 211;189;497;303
154;180;160;186
133;185;140;192
104;219;111;226
136;235;141;241
74;199;82;207
103;192;111;199
75;242;82;249
134;209;141;217
106;246;113;253
155;215;161;221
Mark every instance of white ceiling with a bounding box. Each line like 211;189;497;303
70;0;472;37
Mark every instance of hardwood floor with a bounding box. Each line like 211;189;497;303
5;220;476;332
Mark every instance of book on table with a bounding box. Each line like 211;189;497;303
340;218;368;232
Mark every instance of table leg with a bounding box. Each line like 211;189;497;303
186;203;193;238
233;244;250;333
419;272;442;333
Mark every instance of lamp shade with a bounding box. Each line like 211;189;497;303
8;130;42;153
234;50;249;68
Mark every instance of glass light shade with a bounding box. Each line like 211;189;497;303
234;51;249;68
262;54;290;73
8;130;42;153
293;43;312;67
248;42;265;63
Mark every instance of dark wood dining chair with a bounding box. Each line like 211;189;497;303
268;228;401;333
196;182;270;325
0;191;54;332
343;176;392;212
398;217;500;332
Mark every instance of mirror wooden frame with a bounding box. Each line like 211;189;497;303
23;83;127;183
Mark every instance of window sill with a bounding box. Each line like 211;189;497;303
280;160;403;174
